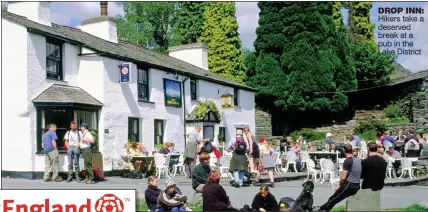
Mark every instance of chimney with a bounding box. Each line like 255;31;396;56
81;2;118;43
7;2;51;26
168;43;209;70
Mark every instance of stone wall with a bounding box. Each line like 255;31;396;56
255;109;272;139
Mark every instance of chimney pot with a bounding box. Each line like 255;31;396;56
100;1;108;16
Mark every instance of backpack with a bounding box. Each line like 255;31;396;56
279;197;295;209
235;136;247;154
80;168;105;181
202;141;214;153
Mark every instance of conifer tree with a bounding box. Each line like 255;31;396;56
175;2;206;44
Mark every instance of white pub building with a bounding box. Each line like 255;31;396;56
1;2;256;178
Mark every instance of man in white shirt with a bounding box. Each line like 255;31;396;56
64;121;83;182
183;127;210;177
80;123;95;184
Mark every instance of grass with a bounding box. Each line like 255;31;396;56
385;117;411;125
137;201;202;212
331;204;428;211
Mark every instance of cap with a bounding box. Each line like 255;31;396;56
165;179;176;189
81;123;89;129
326;133;333;138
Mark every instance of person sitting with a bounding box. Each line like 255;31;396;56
272;143;280;153
348;131;362;149
121;143;134;171
251;185;279;211
307;143;317;152
145;176;161;212
382;131;396;150
156;179;188;212
387;147;401;159
202;170;238;211
130;142;143;156
291;142;301;154
159;142;171;155
325;133;336;146
378;147;389;161
192;152;211;192
169;143;178;154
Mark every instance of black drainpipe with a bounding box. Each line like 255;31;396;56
182;77;190;147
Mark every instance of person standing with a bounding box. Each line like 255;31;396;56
228;129;249;188
348;131;362;149
64;121;82;182
279;135;287;154
361;142;387;191
253;138;275;188
244;127;259;173
42;124;62;182
319;144;361;211
183;127;210;177
80;123;95;184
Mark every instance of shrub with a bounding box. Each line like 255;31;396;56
289;128;325;141
354;121;387;135
384;104;400;118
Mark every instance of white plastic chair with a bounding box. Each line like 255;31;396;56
358;141;368;159
154;153;170;179
274;152;283;175
385;157;396;179
304;159;319;182
171;155;186;177
300;151;310;170
320;158;335;184
219;156;233;179
209;153;218;170
284;151;298;173
398;158;417;179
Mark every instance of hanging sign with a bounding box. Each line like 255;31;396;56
119;63;131;83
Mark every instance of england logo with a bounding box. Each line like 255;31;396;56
95;194;125;212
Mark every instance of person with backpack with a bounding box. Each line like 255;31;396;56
228;129;249;188
64;121;83;182
79;122;95;184
183;127;210;177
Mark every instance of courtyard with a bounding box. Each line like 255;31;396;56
2;176;428;210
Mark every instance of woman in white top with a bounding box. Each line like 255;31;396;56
253;138;275;188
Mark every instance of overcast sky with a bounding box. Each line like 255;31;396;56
2;2;427;72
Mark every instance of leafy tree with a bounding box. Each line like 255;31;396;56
242;48;257;77
332;2;343;30
117;2;181;53
347;2;376;49
175;2;206;44
201;2;245;83
249;2;356;112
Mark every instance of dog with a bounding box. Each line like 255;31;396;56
290;181;314;212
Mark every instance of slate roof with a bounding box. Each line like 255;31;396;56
33;84;103;106
391;70;428;85
186;108;220;123
1;11;255;91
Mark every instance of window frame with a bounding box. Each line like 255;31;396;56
203;126;215;142
45;39;63;81
219;127;226;143
154;119;164;145
233;88;239;106
36;104;99;154
190;78;197;100
138;67;150;101
128;117;140;142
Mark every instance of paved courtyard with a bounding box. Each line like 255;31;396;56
3;176;428;209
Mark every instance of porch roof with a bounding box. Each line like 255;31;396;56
32;84;103;106
186;108;220;123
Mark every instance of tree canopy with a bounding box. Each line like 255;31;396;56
175;2;206;44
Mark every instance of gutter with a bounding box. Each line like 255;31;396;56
182;77;190;147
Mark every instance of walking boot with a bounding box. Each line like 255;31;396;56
75;171;81;183
66;169;73;182
84;175;89;183
270;182;275;188
252;180;260;187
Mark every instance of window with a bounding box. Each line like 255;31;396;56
219;127;226;143
46;40;63;80
203;126;214;142
234;88;239;106
190;78;197;100
138;68;149;101
128;117;139;142
75;110;98;131
154;120;164;145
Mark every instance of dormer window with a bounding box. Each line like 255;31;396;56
46;39;63;80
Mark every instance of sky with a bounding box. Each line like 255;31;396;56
2;1;427;72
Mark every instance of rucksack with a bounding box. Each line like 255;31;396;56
235;136;247;154
202;141;214;153
80;168;104;181
279;197;295;209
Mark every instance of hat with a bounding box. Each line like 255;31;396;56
326;133;333;138
165;179;176;189
80;123;89;129
236;129;243;135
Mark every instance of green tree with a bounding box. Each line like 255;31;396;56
117;2;181;53
175;2;206;44
249;2;356;112
201;2;245;83
332;2;343;30
347;2;376;49
242;48;257;78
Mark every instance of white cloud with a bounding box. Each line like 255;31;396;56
236;2;259;50
50;2;123;26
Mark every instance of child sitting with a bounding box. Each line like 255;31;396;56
156;179;189;212
145;176;161;211
251;185;279;211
